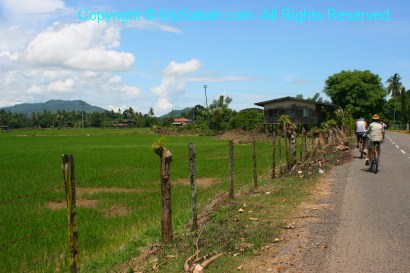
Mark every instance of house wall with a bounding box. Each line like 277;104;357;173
262;100;319;124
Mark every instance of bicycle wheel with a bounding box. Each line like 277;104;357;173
369;159;374;172
374;160;378;174
374;144;379;174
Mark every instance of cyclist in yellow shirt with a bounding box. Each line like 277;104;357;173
364;114;385;165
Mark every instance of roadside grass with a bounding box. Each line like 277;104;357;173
0;128;283;273
120;146;350;273
126;174;321;273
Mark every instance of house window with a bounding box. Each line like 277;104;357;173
303;108;310;117
290;108;295;118
269;109;274;117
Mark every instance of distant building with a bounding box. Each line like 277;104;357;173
255;96;338;126
112;119;135;128
1;125;10;131
172;118;191;126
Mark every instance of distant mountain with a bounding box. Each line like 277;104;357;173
160;107;192;118
1;100;107;115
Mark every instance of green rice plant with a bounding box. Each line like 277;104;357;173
0;128;275;273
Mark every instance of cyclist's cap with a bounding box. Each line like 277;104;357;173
372;114;380;120
358;117;364;121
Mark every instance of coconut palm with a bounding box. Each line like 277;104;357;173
386;73;403;97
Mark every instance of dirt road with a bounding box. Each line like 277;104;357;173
245;131;410;272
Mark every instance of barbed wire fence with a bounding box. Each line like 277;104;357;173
0;129;346;273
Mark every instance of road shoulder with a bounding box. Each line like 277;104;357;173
243;161;350;272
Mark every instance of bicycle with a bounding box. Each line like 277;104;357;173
368;141;380;174
358;136;366;159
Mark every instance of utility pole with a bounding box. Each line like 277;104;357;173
204;85;210;134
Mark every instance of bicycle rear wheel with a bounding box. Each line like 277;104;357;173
369;158;374;172
374;144;379;174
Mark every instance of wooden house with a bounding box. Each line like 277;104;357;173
255;96;338;126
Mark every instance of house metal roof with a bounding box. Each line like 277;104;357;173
254;96;339;108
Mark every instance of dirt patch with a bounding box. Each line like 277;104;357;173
47;199;98;210
103;204;130;217
216;129;271;144
46;187;138;211
174;177;221;188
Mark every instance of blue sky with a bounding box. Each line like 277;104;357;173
1;0;409;115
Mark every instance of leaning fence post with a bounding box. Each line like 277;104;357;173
62;154;79;273
188;143;198;231
229;140;234;199
153;145;173;242
252;134;257;189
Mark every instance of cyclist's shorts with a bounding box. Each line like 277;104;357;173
372;141;381;145
356;132;366;138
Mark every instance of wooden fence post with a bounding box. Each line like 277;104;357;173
278;136;282;165
252;134;257;189
62;154;79;273
299;136;303;162
229;140;234;199
188;143;198;231
272;131;276;180
303;129;308;160
154;147;173;242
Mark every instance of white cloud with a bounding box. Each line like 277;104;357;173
106;105;128;113
23;21;134;71
188;74;255;83
163;59;202;77
124;19;183;34
0;19;142;108
47;79;74;93
151;59;202;113
3;0;65;14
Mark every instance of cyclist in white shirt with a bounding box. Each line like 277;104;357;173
355;117;367;149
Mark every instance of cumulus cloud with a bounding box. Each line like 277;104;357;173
47;79;74;93
151;59;202;113
0;19;141;108
23;21;134;71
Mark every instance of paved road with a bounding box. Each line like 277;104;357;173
322;131;410;272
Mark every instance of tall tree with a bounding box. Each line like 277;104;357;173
386;73;403;97
323;70;386;119
148;107;155;117
400;86;409;127
209;95;234;131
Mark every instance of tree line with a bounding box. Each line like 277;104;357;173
0;98;264;132
1;70;409;131
323;71;410;129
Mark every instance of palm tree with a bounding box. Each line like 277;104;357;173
386;73;403;97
